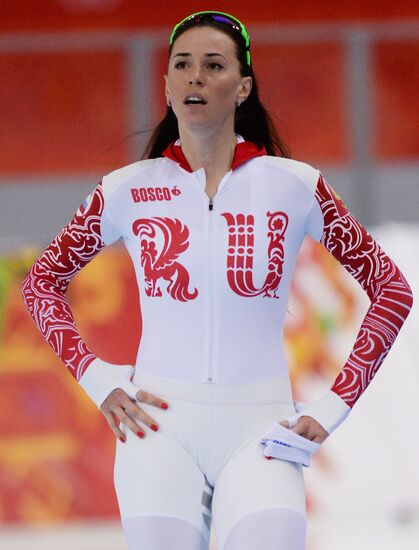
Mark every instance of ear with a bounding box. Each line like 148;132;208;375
239;76;252;102
164;74;170;103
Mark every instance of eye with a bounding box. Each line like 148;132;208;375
208;62;223;70
174;61;187;69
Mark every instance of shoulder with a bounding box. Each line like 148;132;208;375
101;158;165;200
260;156;320;195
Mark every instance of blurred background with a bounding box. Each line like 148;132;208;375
0;1;418;549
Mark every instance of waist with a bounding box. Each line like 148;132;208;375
132;370;293;405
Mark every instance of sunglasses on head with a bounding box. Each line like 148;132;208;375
169;11;251;67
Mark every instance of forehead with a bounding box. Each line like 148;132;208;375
171;26;238;57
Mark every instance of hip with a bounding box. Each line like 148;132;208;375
132;370;294;405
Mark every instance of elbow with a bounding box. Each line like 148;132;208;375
21;268;32;303
398;263;414;309
21;264;37;312
368;267;414;323
395;268;414;320
403;279;414;313
21;258;68;306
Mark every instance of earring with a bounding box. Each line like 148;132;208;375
236;99;242;107
167;98;171;107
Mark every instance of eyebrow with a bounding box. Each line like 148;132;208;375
173;52;226;60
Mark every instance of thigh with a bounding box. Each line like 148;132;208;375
122;515;209;550
218;507;306;550
114;414;212;546
212;434;306;550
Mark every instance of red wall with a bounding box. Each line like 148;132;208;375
1;0;419;31
1;2;418;175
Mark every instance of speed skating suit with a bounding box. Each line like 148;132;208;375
21;134;414;550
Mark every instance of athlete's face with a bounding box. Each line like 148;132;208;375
165;26;252;133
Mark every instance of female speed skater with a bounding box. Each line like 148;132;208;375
22;10;413;550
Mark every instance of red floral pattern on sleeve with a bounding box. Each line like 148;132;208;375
21;182;106;381
315;175;414;408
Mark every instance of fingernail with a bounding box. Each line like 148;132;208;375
137;431;145;438
151;424;159;432
265;456;272;460
119;436;126;443
161;403;168;409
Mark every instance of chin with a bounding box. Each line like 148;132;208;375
182;118;217;132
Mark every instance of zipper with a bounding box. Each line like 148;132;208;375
208;194;214;382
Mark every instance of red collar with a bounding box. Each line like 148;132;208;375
162;139;267;173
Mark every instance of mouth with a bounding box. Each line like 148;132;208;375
183;94;207;106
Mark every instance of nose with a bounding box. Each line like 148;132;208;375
189;65;204;86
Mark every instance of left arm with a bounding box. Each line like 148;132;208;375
282;174;414;442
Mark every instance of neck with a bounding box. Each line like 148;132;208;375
178;125;237;177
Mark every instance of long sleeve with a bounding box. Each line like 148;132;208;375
21;181;139;407
293;174;414;434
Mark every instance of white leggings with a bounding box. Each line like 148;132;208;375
114;372;307;550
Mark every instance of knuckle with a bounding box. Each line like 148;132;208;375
101;410;113;422
109;422;119;433
137;389;146;400
101;397;112;409
106;416;116;428
110;388;123;399
134;404;144;415
130;403;143;417
102;398;116;410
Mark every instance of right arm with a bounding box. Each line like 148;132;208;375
21;182;167;438
21;182;108;384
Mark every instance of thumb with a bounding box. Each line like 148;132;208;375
279;420;289;428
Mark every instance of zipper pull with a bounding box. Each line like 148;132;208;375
209;197;213;211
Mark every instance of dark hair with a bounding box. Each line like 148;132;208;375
142;16;289;159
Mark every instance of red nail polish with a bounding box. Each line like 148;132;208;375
151;424;159;432
137;431;145;438
265;456;272;460
161;403;168;409
119;436;126;443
